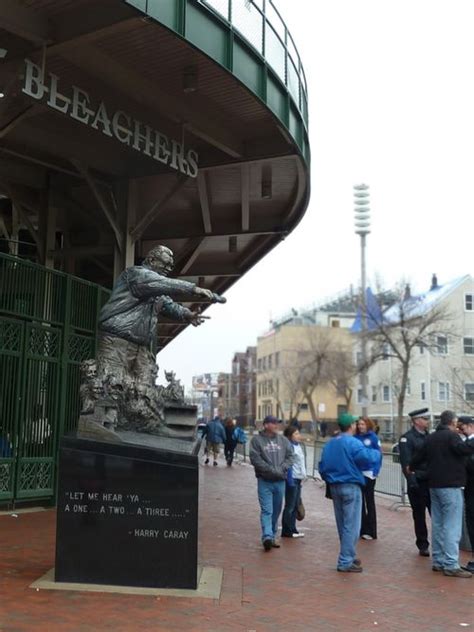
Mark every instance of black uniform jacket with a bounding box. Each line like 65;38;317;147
410;426;474;488
399;427;429;487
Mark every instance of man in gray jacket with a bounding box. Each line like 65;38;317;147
249;415;294;551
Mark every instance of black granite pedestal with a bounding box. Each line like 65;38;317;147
55;436;199;589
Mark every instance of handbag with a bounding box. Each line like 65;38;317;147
296;496;305;521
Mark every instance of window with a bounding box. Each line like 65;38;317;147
405;379;411;396
257;358;262;371
268;354;273;369
258;405;261;419
420;381;426;401
331;319;340;328
436;335;448;355
465;383;474;402
262;357;267;370
438;381;450;401
382;385;390;402
382;343;389;361
356;351;363;368
371;386;377;403
267;379;273;394
357;387;363;404
418;343;425;355
463;337;474;355
465;294;473;311
275;352;280;368
298;403;309;411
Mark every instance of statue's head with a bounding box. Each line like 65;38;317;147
105;375;124;401
165;370;175;382
144;245;174;276
80;359;97;380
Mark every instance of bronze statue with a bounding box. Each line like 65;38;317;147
78;245;225;442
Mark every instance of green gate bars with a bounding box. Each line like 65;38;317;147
0;253;109;504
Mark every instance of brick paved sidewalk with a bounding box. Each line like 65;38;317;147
0;457;473;632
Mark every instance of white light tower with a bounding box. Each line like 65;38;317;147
354;183;371;417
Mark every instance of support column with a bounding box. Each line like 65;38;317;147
113;179;136;279
39;176;56;269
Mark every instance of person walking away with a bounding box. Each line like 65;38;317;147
355;417;382;540
319;413;381;573
458;416;474;573
224;418;238;466
249;415;294;551
204;416;226;466
410;410;474;578
282;425;307;538
399;408;432;556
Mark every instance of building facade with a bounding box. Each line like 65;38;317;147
256;314;354;424
353;275;474;437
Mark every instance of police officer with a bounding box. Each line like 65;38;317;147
399;408;431;556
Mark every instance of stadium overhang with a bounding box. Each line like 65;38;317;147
0;0;310;349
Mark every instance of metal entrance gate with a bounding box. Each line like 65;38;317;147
0;254;109;504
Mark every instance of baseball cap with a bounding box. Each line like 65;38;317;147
338;413;359;427
263;415;280;425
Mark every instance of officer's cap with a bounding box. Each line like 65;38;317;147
458;415;474;425
408;408;430;420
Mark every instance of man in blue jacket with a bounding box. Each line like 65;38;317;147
203;416;226;466
319;413;382;573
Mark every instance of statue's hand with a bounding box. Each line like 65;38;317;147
194;286;214;301
187;310;210;327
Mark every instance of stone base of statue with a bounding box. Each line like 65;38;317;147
55;434;200;589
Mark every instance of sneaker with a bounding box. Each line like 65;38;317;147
337;564;363;573
432;566;443;572
213;461;218;467
418;548;430;557
263;539;272;551
361;534;373;541
204;458;209;465
353;558;362;567
271;540;281;548
292;533;305;538
281;533;293;538
443;568;472;578
461;561;474;573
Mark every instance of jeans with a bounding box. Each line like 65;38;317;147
282;479;302;536
257;478;285;542
330;483;362;569
430;487;464;570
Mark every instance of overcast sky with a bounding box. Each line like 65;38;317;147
158;0;474;389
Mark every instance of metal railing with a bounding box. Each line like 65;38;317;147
310;440;408;505
201;0;308;122
125;0;308;128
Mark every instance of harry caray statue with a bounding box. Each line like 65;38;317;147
97;244;221;383
79;244;225;439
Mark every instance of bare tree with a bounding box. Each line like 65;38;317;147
328;349;355;410
275;361;306;421
287;327;356;427
364;288;454;437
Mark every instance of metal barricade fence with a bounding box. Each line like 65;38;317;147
310;440;408;506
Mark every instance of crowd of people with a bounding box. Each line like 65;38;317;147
243;409;474;577
200;416;247;467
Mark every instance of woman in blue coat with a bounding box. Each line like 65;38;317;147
355;417;382;540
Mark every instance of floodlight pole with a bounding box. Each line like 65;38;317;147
354;184;371;417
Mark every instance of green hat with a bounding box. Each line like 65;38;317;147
338;413;359;427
